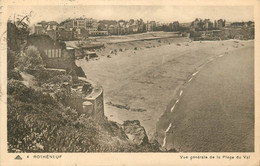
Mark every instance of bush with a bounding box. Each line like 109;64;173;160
7;80;132;152
16;46;44;71
8;70;22;80
27;69;73;86
7;49;16;71
7;80;162;152
190;31;202;38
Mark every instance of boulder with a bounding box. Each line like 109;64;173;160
122;120;149;145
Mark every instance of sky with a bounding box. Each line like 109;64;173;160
7;6;254;25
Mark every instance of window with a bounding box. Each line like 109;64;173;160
48;49;52;58
56;49;59;58
52;49;55;58
59;49;61;57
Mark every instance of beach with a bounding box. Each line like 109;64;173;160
157;42;254;152
76;37;254;140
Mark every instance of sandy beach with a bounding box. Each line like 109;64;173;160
76;37;253;139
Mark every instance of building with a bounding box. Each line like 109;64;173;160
32;22;59;40
57;28;74;41
71;18;99;31
146;21;156;31
88;31;108;36
132;24;139;33
137;19;145;32
26;35;76;70
193;18;200;29
172;21;180;31
217;19;224;29
203;19;212;30
69;18;107;37
59;19;74;30
85;18;98;31
73;18;86;29
214;19;225;29
129;19;134;25
201;31;213;38
83;51;98;60
225;22;232;27
65;41;104;60
231;22;246;28
108;25;118;35
31;24;46;35
46;24;58;41
212;30;222;37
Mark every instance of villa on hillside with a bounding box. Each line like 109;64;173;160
26;34;86;77
27;35;75;70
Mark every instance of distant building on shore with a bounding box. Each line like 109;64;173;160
172;21;180;31
31;24;46;35
88;31;108;36
146;21;156;31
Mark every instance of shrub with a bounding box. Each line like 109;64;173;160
28;69;73;86
7;49;16;71
16;46;44;71
8;70;22;80
7;79;162;152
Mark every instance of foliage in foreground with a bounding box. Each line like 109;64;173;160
7;17;161;152
7;80;160;152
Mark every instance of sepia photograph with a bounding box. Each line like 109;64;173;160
0;0;259;165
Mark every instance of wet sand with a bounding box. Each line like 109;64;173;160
157;43;254;152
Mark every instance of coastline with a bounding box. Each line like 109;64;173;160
156;41;254;151
77;38;254;140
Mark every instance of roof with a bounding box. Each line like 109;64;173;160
83;101;93;106
27;35;63;49
86;51;96;55
35;24;43;27
66;46;75;50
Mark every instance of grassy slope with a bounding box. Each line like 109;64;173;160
7;71;160;152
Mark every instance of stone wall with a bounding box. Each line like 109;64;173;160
83;87;104;120
94;90;104;119
69;77;105;120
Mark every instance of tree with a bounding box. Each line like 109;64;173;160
16;46;44;71
197;19;204;31
247;21;254;26
7;12;32;72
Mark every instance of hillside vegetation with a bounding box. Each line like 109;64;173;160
8;79;160;152
7;21;160;152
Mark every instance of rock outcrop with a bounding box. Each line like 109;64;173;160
122;120;149;145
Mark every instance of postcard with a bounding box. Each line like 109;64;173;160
0;0;259;165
